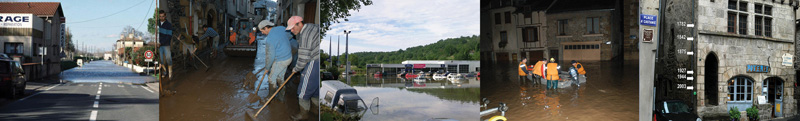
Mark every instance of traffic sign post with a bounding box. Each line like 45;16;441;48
145;50;154;76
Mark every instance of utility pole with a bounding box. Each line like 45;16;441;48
344;30;351;84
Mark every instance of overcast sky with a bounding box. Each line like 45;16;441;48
322;0;480;55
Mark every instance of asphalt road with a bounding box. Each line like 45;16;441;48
0;60;159;120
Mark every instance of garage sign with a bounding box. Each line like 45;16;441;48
0;14;33;28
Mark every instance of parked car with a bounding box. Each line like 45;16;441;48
653;100;701;121
0;59;25;99
321;72;338;80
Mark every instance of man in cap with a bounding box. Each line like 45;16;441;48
286;16;321;121
253;20;294;101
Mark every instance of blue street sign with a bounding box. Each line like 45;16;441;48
640;14;657;26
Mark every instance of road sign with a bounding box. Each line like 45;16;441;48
144;50;154;62
639;14;657;26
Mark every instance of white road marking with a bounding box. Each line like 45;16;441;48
97;90;101;94
141;86;154;93
95;95;100;100
19;84;62;101
93;101;98;108
89;110;97;121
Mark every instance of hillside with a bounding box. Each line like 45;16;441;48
322;35;480;68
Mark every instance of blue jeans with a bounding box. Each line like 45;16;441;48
159;46;172;65
547;80;558;89
257;59;292;98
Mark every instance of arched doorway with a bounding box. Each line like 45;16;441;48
705;52;719;106
727;76;754;111
763;77;784;117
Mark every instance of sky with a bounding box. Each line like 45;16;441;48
322;0;480;55
27;0;156;53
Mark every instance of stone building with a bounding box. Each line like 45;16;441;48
545;0;621;61
696;0;799;119
486;0;523;64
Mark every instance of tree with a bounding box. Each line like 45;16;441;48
147;8;159;35
321;0;373;37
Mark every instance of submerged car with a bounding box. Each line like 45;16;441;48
0;59;25;99
321;80;367;113
653;100;701;121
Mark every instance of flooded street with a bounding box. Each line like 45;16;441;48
333;76;480;121
480;61;638;120
160;56;315;121
60;60;156;83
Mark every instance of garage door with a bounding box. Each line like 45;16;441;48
563;44;601;61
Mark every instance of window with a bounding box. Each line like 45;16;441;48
558;19;568;35
729;0;737;10
739;2;747;11
4;43;22;54
765;18;772;37
739;14;747;35
755;4;762;14
524;12;531;18
523;27;539;42
495;13;501;24
500;31;508;42
728;77;753;102
765;5;772;15
586;17;600;34
755;16;762;36
728;12;736;33
505;12;511;24
564;44;600;50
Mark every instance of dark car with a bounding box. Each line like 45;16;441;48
322;72;338;80
653;100;701;121
0;59;25;99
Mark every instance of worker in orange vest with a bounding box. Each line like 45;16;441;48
532;58;546;79
569;60;587;86
249;27;256;45
518;57;533;81
545;58;560;89
229;27;237;45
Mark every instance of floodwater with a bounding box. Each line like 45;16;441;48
60;60;156;83
160;57;316;121
332;75;480;121
480;61;638;120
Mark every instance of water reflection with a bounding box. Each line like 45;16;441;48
480;61;638;120
336;75;480;121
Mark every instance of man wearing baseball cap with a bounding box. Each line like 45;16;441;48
286;16;320;121
252;20;294;102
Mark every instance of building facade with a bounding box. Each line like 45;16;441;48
545;0;620;61
696;0;799;119
0;2;64;81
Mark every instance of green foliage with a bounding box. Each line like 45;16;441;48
131;46;157;66
321;0;373;37
746;106;758;120
330;35;479;68
730;107;741;120
147;8;159;35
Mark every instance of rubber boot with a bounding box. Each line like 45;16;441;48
168;66;173;79
290;108;309;121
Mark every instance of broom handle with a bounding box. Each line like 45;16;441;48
254;72;297;117
254;68;270;95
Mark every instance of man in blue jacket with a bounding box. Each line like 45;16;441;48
158;10;173;79
253;20;294;101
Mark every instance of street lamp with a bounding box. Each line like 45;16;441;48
344;30;351;83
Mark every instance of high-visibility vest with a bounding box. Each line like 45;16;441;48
229;32;237;44
518;62;528;76
576;62;586;75
533;61;545;76
248;32;256;45
546;63;560;80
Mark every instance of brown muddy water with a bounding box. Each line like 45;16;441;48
480;61;638;120
160;57;317;121
330;76;480;121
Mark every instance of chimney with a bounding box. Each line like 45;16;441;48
27;3;30;8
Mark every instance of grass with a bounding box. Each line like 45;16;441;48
320;105;362;121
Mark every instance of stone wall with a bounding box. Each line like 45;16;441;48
546;10;615;60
